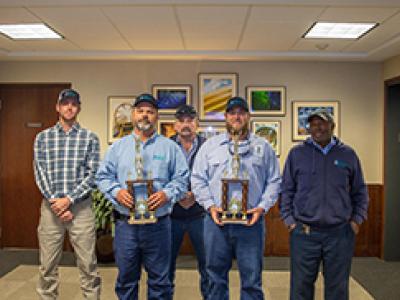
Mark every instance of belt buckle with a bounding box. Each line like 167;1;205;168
302;224;310;235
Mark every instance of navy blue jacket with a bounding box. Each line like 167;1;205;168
280;137;369;228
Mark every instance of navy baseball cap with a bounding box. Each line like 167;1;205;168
133;93;158;109
175;104;197;119
307;109;334;124
58;89;80;104
226;96;249;112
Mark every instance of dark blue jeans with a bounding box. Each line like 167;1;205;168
290;222;355;300
113;216;172;300
204;214;265;300
169;215;208;299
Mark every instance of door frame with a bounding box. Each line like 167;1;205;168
0;82;71;248
383;76;400;259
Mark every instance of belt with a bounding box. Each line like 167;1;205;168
113;210;168;221
296;221;347;234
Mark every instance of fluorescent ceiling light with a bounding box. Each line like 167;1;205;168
0;23;62;39
304;22;377;39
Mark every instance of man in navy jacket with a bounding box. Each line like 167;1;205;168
280;109;369;300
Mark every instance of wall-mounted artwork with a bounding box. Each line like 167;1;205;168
292;101;340;141
246;86;286;116
152;85;191;114
198;122;225;140
108;96;135;144
199;73;238;120
252;120;281;156
157;119;176;138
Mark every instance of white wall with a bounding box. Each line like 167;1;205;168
384;55;400;80
0;60;383;183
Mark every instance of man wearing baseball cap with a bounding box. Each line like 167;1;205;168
34;88;101;299
169;104;209;299
96;93;189;299
280;109;369;300
191;96;281;299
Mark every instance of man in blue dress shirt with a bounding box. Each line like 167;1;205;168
96;93;189;300
191;97;281;300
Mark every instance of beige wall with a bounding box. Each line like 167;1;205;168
0;60;383;183
384;55;400;80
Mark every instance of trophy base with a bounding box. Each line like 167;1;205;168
220;219;248;225
219;212;248;225
128;217;158;225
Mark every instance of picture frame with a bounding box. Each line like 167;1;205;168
152;84;191;114
199;73;238;120
157;119;177;138
108;96;135;144
198;122;225;140
292;101;340;141
246;86;286;116
251;120;281;156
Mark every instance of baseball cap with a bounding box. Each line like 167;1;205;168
175;104;197;119
58;89;80;104
133;93;158;109
226;96;249;112
307;109;334;123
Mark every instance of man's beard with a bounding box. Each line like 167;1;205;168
135;119;153;131
226;121;249;137
179;127;193;137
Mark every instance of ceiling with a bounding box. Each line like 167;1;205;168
1;0;400;61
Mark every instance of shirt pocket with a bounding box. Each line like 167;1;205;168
151;161;169;182
208;154;228;179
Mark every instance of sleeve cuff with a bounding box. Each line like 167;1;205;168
351;214;364;225
202;200;215;211
111;187;121;199
66;195;75;205
162;189;174;203
283;215;296;227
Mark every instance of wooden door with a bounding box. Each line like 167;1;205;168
0;83;70;248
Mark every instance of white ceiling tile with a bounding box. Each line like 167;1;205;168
0;8;40;23
319;7;399;23
29;7;131;50
239;6;324;51
103;6;183;50
176;6;248;50
291;39;354;52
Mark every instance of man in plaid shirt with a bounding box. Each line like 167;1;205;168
34;88;101;300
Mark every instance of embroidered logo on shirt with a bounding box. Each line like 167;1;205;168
153;154;166;161
334;159;349;169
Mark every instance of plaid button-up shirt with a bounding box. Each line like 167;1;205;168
33;122;100;204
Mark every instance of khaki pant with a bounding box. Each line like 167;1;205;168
37;199;101;300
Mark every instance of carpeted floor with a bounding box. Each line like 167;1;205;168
0;265;373;300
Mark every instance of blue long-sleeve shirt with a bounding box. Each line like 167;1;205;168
96;132;189;217
191;133;281;212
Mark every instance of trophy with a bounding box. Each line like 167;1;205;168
220;132;249;224
126;136;157;224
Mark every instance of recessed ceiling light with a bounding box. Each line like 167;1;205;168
304;22;377;39
0;23;62;40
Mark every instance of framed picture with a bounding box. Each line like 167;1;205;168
292;101;340;141
157;119;177;138
251;120;281;156
199;73;238;120
246;86;286;116
152;85;191;114
198;122;225;140
108;96;135;144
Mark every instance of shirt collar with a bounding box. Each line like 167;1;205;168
132;130;159;145
55;122;80;133
219;131;252;145
311;137;336;153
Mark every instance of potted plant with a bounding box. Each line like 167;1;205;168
92;189;114;263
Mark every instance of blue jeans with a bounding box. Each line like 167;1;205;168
169;215;208;299
113;216;172;300
290;222;355;300
204;214;265;300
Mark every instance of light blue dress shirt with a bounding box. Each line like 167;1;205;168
191;132;281;212
311;137;337;155
96;132;189;217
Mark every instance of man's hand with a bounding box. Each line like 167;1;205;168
350;221;360;235
209;205;223;226
116;189;133;208
288;223;296;233
178;192;195;209
147;191;168;211
246;207;265;226
50;197;71;216
59;210;74;222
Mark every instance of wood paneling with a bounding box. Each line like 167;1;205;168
180;184;383;257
